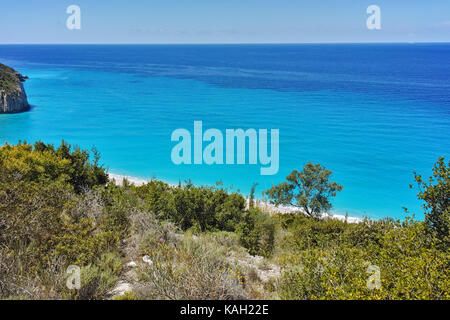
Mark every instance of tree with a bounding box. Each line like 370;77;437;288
412;157;449;247
264;162;343;218
249;183;258;209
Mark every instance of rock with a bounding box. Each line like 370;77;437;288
229;252;281;284
109;280;133;298
0;63;30;114
125;269;138;282
142;255;153;265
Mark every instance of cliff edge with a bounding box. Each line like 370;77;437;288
0;63;30;114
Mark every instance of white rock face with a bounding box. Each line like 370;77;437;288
0;64;30;114
0;82;29;113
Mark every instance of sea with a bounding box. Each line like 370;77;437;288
0;44;449;219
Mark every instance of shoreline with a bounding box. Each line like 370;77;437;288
108;172;363;223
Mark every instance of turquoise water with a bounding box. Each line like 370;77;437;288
1;44;449;219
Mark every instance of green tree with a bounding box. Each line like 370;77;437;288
249;183;258;209
264;162;343;218
412;157;450;247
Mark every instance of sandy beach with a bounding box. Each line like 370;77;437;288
108;173;152;186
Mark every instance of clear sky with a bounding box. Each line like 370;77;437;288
1;0;449;44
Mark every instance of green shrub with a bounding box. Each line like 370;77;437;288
0;142;121;299
62;252;122;300
129;210;180;255
171;185;246;232
0;141;108;193
411;157;450;249
279;246;371;300
277;216;450;300
237;209;277;257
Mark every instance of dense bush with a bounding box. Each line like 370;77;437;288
0;142;118;299
276;215;450;300
170;185;246;232
74;253;122;300
0;141;108;192
237;209;277;257
276;214;397;251
113;181;247;233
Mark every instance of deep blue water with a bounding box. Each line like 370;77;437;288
1;44;449;219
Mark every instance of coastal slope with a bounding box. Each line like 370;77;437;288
0;63;29;113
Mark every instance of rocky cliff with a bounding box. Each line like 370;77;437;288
0;63;30;114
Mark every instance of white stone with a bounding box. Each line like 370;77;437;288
142;255;153;265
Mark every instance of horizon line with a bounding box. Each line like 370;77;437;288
1;41;450;45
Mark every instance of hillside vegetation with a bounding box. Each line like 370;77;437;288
0;63;23;95
0;141;448;300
